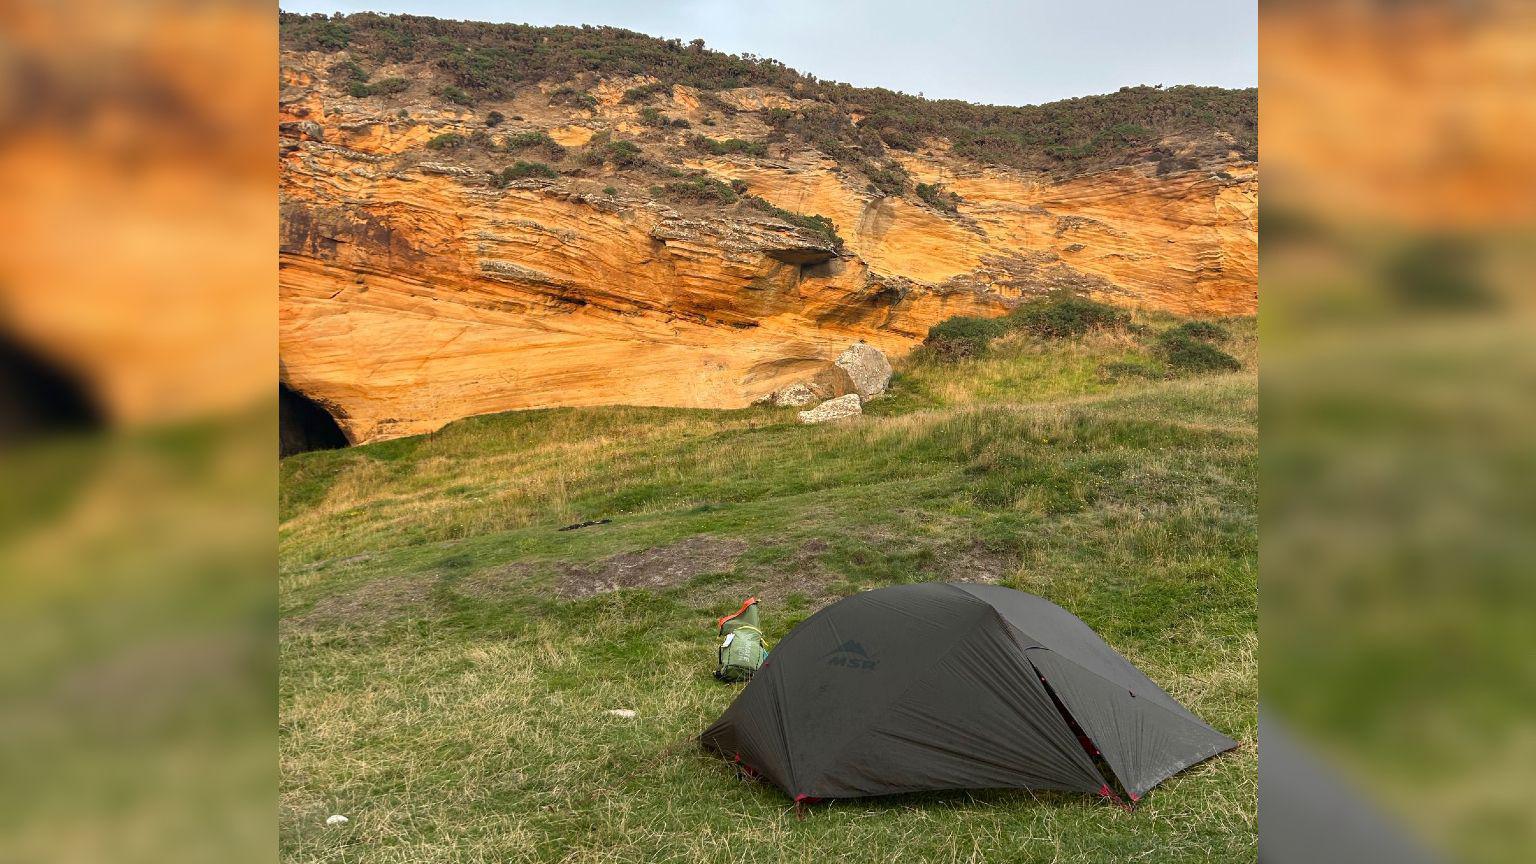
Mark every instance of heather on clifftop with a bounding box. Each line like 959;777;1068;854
279;11;1256;174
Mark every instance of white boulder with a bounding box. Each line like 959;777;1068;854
797;393;863;424
835;342;893;399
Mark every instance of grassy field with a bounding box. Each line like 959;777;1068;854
279;314;1257;863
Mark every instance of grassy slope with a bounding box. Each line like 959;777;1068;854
279;316;1257;863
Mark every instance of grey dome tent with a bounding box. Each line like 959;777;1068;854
700;582;1236;805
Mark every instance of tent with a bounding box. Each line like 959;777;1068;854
699;582;1236;805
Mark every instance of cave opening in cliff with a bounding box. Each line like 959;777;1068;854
0;333;103;443
280;383;349;457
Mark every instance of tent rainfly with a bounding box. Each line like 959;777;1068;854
700;582;1236;806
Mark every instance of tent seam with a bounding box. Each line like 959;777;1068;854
1020;645;1236;740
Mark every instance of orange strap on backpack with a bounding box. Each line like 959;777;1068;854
717;596;759;631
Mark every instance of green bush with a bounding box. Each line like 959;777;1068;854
580;138;643;168
501;130;565;158
348;76;409;98
440;85;474;105
915;182;962;213
489;161;559;186
1009;292;1129;338
865;164;908;196
922;316;1008;360
284;15;350;51
603;186;618;196
1166;320;1230;343
602;139;644;167
621;82;669;104
661;176;739;204
690;136;768;157
425;132;466;150
1156;330;1241;373
328;58;369;86
741;196;843;250
485;110;505;127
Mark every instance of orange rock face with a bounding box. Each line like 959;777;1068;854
280;55;1256;445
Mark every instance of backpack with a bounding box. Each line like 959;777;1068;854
714;597;769;682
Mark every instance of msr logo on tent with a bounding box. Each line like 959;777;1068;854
825;640;879;671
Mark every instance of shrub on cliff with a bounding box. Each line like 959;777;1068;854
439;85;474;106
348;77;410;98
328;58;368;87
489;162;559;186
865;164;908;196
690;136;768;157
661;176;739;204
601;139;644;167
284;14;350;51
485;111;505;127
1009;292;1129;339
741;196;843;251
915;182;961;213
425;132;467;150
639;106;678;128
501;130;566;159
621;82;670;103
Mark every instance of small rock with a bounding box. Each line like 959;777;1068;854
798;393;862;424
835;343;893;399
326;815;349;826
770;383;818;407
279;120;324;142
606;708;637;719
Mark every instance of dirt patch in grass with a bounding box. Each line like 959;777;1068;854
731;537;843;610
556;535;749;599
285;574;438;631
941;540;1019;584
707;536;1019;615
452;561;539;601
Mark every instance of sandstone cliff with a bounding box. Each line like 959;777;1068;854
279;17;1256;446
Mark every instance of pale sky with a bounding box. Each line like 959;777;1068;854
280;1;1256;107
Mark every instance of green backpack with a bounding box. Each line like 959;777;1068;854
715;597;769;682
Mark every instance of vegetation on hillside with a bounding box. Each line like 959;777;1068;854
921;292;1241;376
1156;325;1242;373
659;175;740;205
489;161;559;186
915;182;962;213
279;311;1256;862
500;130;566;159
280;12;1256;175
740;196;844;250
690;135;768;158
